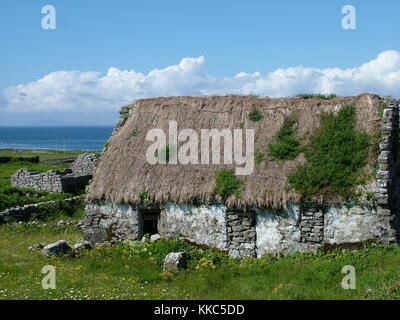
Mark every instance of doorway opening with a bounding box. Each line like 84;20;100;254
141;210;160;236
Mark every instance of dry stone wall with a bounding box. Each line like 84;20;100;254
70;153;99;176
11;169;90;193
0;196;83;223
10;153;98;194
299;205;325;243
226;211;256;259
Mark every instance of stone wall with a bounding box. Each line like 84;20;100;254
226;211;256;259
323;205;396;244
70;153;99;176
11;169;91;193
10;153;98;194
0;196;83;223
256;204;318;257
84;202;229;250
83;202;140;243
255;202;397;257
84;199;398;258
160;203;228;251
374;103;399;241
299;204;325;243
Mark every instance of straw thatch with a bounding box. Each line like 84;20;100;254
87;94;382;208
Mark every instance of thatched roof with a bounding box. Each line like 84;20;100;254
87;94;382;208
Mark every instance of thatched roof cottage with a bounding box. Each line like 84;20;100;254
83;94;399;258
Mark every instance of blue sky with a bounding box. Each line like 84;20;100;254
1;0;399;125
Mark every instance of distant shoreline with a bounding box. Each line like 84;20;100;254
0;126;113;151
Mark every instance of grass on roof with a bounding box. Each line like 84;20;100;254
288;105;371;200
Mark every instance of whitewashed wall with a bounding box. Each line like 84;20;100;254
159;203;228;250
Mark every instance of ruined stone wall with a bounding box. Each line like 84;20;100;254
11;169;90;193
10;153;98;194
71;153;99;176
0;196;83;223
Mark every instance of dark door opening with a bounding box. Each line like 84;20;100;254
142;211;160;235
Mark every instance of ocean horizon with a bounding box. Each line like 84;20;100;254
0;126;114;151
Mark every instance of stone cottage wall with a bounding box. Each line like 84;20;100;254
83;202;229;249
159;203;228;250
256;205;300;256
226;211;256;259
83;202;140;243
374;104;399;240
84;199;398;258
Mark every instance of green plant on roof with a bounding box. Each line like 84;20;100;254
268;117;302;160
119;109;129;120
255;151;265;164
288;105;371;199
298;93;338;100
248;91;260;97
132;127;140;136
138;186;151;201
214;170;242;199
248;107;263;122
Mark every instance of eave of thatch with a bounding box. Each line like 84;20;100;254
87;94;382;209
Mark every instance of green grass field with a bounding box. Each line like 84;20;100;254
1;211;400;300
0;149;95;160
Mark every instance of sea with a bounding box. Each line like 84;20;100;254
0;126;114;151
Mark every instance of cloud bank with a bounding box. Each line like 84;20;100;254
1;50;400;123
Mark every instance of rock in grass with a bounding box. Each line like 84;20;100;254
163;252;187;273
42;240;73;256
28;243;44;251
72;241;92;253
150;233;161;242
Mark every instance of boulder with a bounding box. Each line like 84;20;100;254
163;252;186;273
28;243;44;251
150;233;161;242
72;241;92;253
42;240;73;256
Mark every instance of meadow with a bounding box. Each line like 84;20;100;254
1;212;400;300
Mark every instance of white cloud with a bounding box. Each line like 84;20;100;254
2;50;400;118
